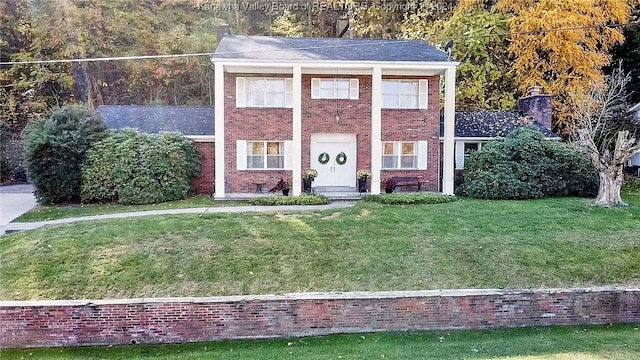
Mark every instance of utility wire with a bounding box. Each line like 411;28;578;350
0;21;637;66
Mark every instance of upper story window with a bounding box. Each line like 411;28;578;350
236;77;293;108
311;78;359;100
382;79;428;109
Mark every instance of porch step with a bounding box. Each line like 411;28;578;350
312;186;357;192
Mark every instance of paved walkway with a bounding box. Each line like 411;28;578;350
3;202;356;234
0;184;37;235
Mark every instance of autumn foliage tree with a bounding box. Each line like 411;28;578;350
497;0;630;138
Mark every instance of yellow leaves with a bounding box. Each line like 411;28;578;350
496;0;630;137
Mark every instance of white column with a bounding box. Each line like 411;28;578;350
371;66;382;195
213;62;226;199
292;65;303;196
442;66;456;195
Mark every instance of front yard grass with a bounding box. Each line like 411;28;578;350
1;193;638;300
1;325;639;359
13;195;230;222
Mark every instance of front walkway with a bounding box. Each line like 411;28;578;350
3;202;356;234
0;184;37;235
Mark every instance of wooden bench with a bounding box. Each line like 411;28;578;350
391;176;422;192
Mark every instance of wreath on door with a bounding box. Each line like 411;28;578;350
318;152;330;164
336;152;347;165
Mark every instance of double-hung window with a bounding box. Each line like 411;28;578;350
382;141;429;170
247;141;284;169
236;77;293;108
311;78;359;99
382;79;428;109
236;140;293;170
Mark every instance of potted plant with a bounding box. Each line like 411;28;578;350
303;169;318;193
357;169;371;193
383;177;395;194
282;178;292;196
270;178;291;196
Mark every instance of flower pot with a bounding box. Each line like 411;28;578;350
385;188;393;194
303;178;313;193
282;189;290;196
357;177;367;193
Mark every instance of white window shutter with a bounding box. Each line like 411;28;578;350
284;140;294;170
236;77;246;108
417;141;428;170
418;79;428;109
311;78;320;99
350;78;359;100
285;78;294;108
455;142;465;170
236;140;247;170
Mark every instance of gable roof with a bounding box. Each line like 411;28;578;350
212;35;451;62
440;111;559;139
95;105;214;136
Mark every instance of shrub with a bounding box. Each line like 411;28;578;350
0;123;27;184
24;105;104;204
460;128;598;199
248;195;330;206
623;175;640;195
362;193;457;205
81;129;201;205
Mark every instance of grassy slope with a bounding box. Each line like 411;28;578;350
1;194;639;300
1;325;639;360
13;195;229;222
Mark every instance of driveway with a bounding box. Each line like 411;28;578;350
0;184;37;235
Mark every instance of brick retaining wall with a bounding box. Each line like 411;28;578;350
1;288;638;349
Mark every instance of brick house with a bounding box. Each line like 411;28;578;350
211;32;458;198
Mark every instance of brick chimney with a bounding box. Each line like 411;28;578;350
518;86;552;131
217;25;231;43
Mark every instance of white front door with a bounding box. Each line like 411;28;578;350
311;134;356;187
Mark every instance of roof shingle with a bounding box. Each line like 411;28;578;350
96;105;214;136
440;111;559;138
212;35;451;62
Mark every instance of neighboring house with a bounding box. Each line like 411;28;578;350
95;105;216;194
628;102;640;169
211;28;459;198
440;88;560;170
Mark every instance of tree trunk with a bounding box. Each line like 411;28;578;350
595;166;626;206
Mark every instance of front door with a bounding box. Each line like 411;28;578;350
311;134;356;188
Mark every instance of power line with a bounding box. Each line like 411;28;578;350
0;21;636;66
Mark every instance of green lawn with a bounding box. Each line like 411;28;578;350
13;195;235;222
1;325;639;359
1;193;638;300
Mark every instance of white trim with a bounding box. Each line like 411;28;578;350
214;62;226;198
285;78;294;108
418;79;428;109
350;78;359;100
417;140;428;170
236;140;247;170
292;66;302;195
235;77;246;108
212;58;460;70
371;66;382;195
311;78;321;99
442;67;456;195
284;140;294;170
185;135;215;142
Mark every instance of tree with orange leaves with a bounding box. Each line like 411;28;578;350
496;0;630;138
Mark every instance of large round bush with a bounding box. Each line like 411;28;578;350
24;105;104;204
460;128;598;199
81;129;201;205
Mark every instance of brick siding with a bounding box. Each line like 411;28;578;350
1;288;638;349
224;74;442;193
191;141;215;195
